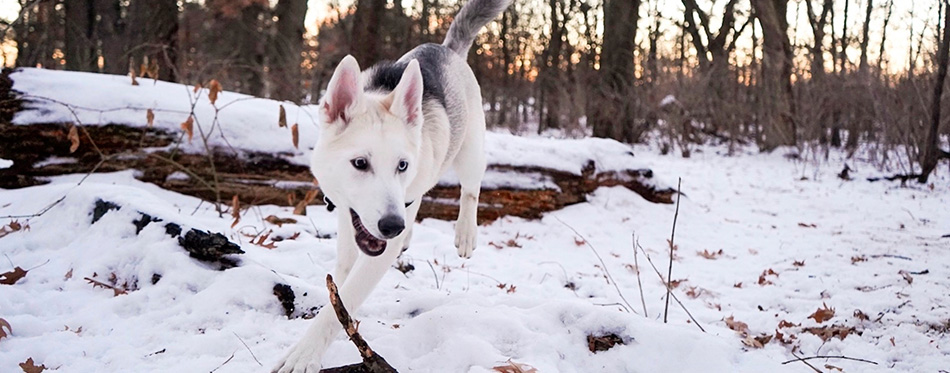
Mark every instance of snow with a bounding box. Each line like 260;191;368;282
3;68;949;372
0;158;11;169
2;142;948;372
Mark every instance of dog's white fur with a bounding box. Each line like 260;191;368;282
274;1;511;371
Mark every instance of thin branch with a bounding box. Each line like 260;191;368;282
632;234;648;317
232;332;263;367
325;275;397;373
787;351;823;372
664;178;682;323
635;240;706;332
781;355;878;365
555;216;636;315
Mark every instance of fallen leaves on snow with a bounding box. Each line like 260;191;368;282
808;303;836;324
0;267;28;285
19;357;45;373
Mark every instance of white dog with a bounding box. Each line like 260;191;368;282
274;0;512;371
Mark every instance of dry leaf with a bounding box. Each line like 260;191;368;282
724;315;750;335
803;325;854;341
291;123;299;149
0;318;11;341
67;125;80;153
146;59;159;79
146;109;155;127
825;364;843;372
279;105;287;128
698;249;723;259
792;260;805;267
492;359;538;373
294;190;319;215
758;268;778;285
19;357;45;373
0;267;27;285
130;73;139;86
851;255;867;264
741;333;772;348
853;309;870;321
264;215;297;227
208;79;222;105
898;270;913;284
587;333;624;353
777;320;799;329
808;303;836;324
84;277;128;296
193;83;202;93
64;268;73;280
797;222;817;228
230;195;241;228
180;115;194;142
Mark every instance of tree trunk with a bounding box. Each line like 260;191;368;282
918;0;950;183
590;0;640;142
65;0;96;72
539;0;565;133
95;0;127;75
752;0;796;150
806;0;832;80
838;0;850;74
127;0;179;81
858;0;873;74
352;0;385;63
877;0;894;74
271;0;308;102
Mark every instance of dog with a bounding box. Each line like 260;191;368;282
273;0;512;371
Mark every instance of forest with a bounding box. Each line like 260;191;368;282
6;0;949;182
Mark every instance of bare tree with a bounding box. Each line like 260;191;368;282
352;0;385;63
95;0;126;75
590;0;641;142
919;0;950;183
858;0;874;74
271;0;308;102
752;0;797;149
65;0;96;72
127;0;180;81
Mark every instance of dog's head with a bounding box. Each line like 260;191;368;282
310;55;424;256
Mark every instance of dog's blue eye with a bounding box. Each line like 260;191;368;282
351;158;368;170
397;160;408;172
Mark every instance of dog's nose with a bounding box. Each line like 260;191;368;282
378;215;405;239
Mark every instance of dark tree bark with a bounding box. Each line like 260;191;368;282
805;0;832;80
590;0;641;143
127;0;180;81
858;0;873;74
271;0;308;102
16;0;60;69
918;0;950;183
877;0;894;73
752;0;796;150
352;0;385;64
838;0;850;73
65;0;96;72
539;0;565;133
95;0;127;75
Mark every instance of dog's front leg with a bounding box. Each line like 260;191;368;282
273;235;405;373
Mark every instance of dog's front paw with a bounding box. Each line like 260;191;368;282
272;341;324;373
454;222;477;258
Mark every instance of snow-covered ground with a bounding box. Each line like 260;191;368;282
2;142;948;372
3;68;949;372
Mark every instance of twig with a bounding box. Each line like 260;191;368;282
787;351;822;372
632;234;648;317
664;178;682;323
232;332;263;367
780;355;878;365
635;240;706;332
325;275;397;373
426;260;441;289
555;216;636;314
209;350;237;373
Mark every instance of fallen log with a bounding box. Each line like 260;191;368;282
0;68;675;224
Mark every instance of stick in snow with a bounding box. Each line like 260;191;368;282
320;274;397;373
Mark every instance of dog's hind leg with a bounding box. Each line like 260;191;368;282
452;111;486;258
334;212;359;282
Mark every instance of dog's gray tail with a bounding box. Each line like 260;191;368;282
442;0;512;56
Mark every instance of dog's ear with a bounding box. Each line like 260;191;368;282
322;55;361;124
389;59;424;127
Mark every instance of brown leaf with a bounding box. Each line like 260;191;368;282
698;249;723;259
797;222;817;228
230;195;241;228
758;268;778;285
208;79;222;105
0;267;27;285
64;268;73;280
146;59;159;79
84;277;128;296
291;123;299;149
741;333;772;348
146;109;155;127
792;260;805;267
808;303;836;324
685;286;704;299
180;115;194;142
492;359;539;373
669;278;687;289
67;125;80;153
724;315;750;336
130;73;139;86
851;255;867;264
853;309;870;321
506;284;517;294
587;333;624;353
278;105;287;128
294;190;319;215
193;83;202;93
0;318;11;341
825;364;843;372
803;325;855;341
264;215;297;227
898;270;913;284
19;357;45;373
777;320;799;329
